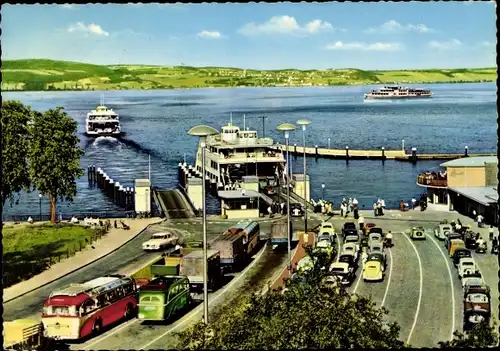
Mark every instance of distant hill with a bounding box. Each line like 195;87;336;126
1;59;497;91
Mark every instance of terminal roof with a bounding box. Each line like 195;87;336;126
448;186;498;206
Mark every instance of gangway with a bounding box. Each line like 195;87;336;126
153;189;196;219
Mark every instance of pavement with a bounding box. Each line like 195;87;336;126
3;208;498;349
3;217;164;304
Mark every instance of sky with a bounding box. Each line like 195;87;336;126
2;2;497;70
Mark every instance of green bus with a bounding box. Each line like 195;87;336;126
137;275;191;321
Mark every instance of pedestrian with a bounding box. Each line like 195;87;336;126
340;203;344;217
380;198;386;209
353;198;358;208
489;225;494;241
477;214;483;228
377;202;383;216
411;197;416;210
280;202;285;215
358;215;364;231
354;207;359;220
114;220;117;229
267;206;273;218
348;198;353;212
472;210;477;219
373;202;377;216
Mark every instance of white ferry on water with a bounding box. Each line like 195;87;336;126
193;115;286;190
85;97;123;137
364;85;432;99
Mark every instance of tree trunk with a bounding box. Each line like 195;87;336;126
50;193;57;223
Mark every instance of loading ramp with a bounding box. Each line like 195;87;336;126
153;189;196;219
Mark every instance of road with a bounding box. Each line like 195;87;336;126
5;210;497;349
341;210;499;347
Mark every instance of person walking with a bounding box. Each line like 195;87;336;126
477;214;484;228
411;197;417;210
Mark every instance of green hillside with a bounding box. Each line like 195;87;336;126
1;59;496;91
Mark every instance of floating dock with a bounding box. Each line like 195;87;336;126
269;145;496;163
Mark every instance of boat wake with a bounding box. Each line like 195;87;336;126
93;136;122;145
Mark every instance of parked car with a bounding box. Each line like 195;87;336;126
368;232;383;247
290;203;304;217
369;227;384;235
142;232;178;251
319;222;336;237
338;253;358;270
368;242;386;263
341;243;359;262
434;224;452;240
461;273;483;290
344;234;360;252
342;222;357;236
409;226;426;240
329;262;355;286
366;252;386;271
457;257;477;279
452;248;472;267
449;239;466;258
463;284;491;332
363;255;384;282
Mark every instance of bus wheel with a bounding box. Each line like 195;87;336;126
124;303;134;320
93;320;103;336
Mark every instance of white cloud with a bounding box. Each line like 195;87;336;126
364;20;433;34
325;41;403;51
60;4;76;9
67;22;109;37
197;30;222;39
428;39;462;50
478;40;495;47
238;15;334;36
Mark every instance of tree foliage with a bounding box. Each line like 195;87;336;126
438;323;499;348
28;107;84;222
176;245;405;349
1;100;32;207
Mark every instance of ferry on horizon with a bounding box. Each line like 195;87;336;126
85;96;123;137
364;85;432;100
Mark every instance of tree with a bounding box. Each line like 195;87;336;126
28;107;84;222
176;246;405;349
438;323;499;348
1;100;32;208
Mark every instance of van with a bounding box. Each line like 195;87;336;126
449;239;465;257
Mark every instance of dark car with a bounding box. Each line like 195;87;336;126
290;203;304;217
464;232;477;249
453;248;472;267
369;227;384;235
338;253;358;269
342;222;357;233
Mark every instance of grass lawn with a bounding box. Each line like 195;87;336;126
2;223;104;288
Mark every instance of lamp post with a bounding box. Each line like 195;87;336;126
188;125;219;325
277;123;297;272
297;119;311;234
39;194;42;222
322;183;325;200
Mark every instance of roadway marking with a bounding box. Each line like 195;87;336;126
139;245;267;350
428;234;456;341
83;318;139;349
402;232;423;346
380;248;393;307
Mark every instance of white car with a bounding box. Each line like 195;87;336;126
368;233;383;247
462;275;483;290
457;258;477;279
342;243;359;261
344;235;360;252
320;222;336;236
368;242;386;262
434;224;452;241
142;232;178;251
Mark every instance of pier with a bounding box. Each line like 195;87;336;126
270;144;496;163
87;165;135;210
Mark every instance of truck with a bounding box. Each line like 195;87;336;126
210;232;247;273
269;219;293;247
150;247;201;277
180;249;223;291
3;319;54;351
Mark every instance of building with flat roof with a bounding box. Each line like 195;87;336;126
416;156;498;224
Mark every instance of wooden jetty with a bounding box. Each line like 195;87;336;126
269;144;496;162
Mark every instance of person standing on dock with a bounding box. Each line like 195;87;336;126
353;198;358;208
380;199;386;210
340;202;345;217
358;215;364;231
411;197;416;210
373;202;377;216
348;198;353;213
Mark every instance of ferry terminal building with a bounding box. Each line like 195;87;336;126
417;156;498;226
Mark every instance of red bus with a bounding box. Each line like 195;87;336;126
41;274;137;340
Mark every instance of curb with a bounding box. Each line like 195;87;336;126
4;218;165;303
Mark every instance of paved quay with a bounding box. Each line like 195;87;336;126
3;217;164;304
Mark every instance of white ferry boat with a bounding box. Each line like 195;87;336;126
85;98;122;137
364;85;432;99
193;118;286;190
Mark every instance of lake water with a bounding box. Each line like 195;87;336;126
2;83;497;220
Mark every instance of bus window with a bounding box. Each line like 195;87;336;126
140;296;151;303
